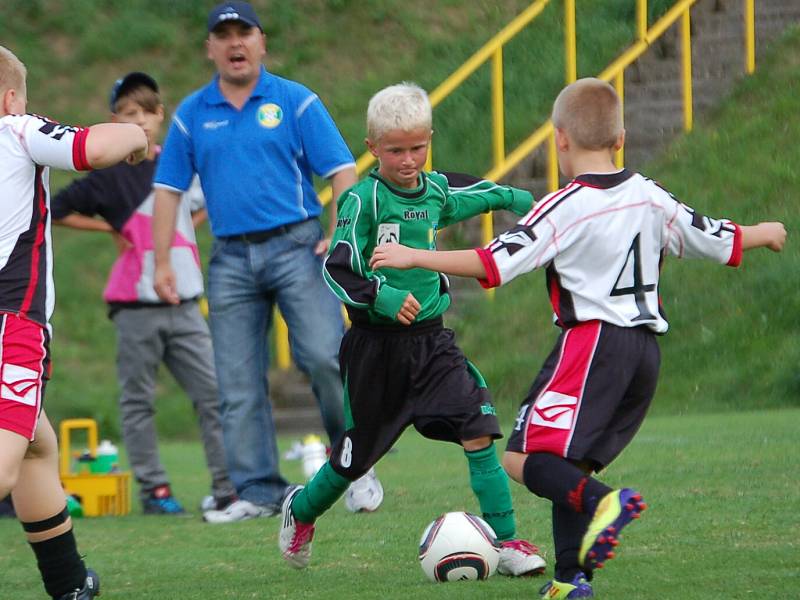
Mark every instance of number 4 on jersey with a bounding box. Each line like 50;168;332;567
610;233;656;322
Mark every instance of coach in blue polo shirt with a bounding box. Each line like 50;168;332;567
153;1;383;522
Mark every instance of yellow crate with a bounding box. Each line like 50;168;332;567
59;418;131;517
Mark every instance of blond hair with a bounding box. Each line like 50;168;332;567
0;46;27;99
551;78;622;150
367;82;432;142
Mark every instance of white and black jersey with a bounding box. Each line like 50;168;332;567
476;169;742;333
0;113;91;329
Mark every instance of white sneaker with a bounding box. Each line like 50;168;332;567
496;538;547;576
202;499;277;523
279;485;315;569
344;467;384;513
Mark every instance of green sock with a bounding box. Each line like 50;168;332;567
465;443;516;541
291;462;351;523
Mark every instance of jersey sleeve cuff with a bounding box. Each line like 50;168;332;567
475;247;501;289
71;127;91;171
374;284;409;320
726;223;742;267
510;189;535;216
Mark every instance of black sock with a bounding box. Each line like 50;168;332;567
552;502;592;583
28;529;86;598
522;452;612;514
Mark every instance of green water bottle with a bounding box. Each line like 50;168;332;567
91;440;119;474
66;494;83;518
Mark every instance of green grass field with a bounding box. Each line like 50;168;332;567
1;409;797;599
1;4;798;598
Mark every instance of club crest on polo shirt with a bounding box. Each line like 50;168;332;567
377;223;400;245
257;103;283;128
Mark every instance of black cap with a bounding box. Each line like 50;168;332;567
207;1;262;33
108;72;159;112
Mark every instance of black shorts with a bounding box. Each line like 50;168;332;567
329;317;502;479
506;320;659;468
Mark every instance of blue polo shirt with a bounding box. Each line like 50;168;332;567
154;67;355;237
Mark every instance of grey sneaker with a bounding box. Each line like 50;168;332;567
200;493;237;512
203;498;278;523
344;467;384;513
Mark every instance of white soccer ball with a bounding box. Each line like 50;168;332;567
418;511;500;582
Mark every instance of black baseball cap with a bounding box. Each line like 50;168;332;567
207;1;262;33
108;72;159;112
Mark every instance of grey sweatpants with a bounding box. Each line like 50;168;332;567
113;301;235;502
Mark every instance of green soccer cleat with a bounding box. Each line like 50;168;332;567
539;574;593;599
579;488;646;570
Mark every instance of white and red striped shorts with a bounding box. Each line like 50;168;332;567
0;313;50;441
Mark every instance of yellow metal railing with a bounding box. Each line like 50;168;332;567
274;0;759;369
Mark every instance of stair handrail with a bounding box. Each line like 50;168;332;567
316;0;553;205
274;0;759;369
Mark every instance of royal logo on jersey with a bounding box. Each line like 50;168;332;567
257;103;283;128
377;223;400;245
531;391;577;430
0;363;39;406
403;209;429;220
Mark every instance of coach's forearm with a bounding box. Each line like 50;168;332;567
152;188;181;264
412;248;487;278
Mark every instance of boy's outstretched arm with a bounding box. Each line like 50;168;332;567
370;244;486;278
84;123;148;168
740;222;786;252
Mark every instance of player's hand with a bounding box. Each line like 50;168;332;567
315;237;331;256
762;222;786;252
371;243;416;270
126;140;148;165
153;262;180;305
396;293;421;326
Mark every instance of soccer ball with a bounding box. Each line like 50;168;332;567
418;511;500;582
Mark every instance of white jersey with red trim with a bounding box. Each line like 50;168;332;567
475;169;742;334
0;113;91;329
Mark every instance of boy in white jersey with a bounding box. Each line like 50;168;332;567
0;46;147;599
370;78;786;599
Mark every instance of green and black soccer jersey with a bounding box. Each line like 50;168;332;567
323;169;533;324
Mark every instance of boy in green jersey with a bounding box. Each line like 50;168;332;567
279;82;546;577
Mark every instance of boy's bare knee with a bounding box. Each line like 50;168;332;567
0;461;21;497
461;435;493;452
502;451;527;484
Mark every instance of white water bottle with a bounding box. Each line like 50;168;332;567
301;434;327;480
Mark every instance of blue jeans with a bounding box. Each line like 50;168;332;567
207;219;346;507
